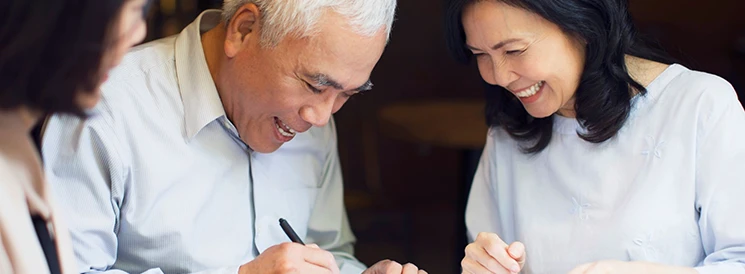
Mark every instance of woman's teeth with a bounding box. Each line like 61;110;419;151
516;81;544;98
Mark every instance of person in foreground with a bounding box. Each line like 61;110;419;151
41;0;425;273
0;0;148;273
445;0;745;273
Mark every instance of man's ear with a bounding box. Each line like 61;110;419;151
225;3;261;58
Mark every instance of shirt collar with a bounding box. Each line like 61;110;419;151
175;9;226;140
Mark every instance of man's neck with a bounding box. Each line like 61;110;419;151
201;23;242;129
201;22;227;94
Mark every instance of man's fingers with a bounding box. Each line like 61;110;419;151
366;259;402;274
401;263;419;274
302;262;337;274
301;246;339;274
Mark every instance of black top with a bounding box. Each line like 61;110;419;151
31;215;61;274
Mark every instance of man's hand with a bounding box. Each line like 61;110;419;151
363;259;428;274
461;232;526;274
239;243;340;274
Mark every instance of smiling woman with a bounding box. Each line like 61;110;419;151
445;0;745;274
446;0;675;153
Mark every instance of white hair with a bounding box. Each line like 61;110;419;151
222;0;397;47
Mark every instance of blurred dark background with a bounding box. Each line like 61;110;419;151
144;0;745;273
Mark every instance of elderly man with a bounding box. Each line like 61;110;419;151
41;0;424;274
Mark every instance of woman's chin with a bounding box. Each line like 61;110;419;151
525;107;555;119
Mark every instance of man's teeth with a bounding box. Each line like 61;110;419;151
281;120;296;134
516;81;543;98
276;119;296;137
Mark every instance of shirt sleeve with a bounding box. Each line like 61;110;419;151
42;107;130;274
464;130;503;243
304;118;368;274
43;111;243;274
693;81;745;274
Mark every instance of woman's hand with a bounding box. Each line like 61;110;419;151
461;232;526;274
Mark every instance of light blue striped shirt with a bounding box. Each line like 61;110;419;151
41;10;365;274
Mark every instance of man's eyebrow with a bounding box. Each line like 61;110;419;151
306;73;373;92
306;73;344;90
353;80;373;92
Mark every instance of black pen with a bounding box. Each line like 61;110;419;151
279;218;305;245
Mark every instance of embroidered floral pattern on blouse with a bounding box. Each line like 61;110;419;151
570;197;591;220
630;231;658;261
641;136;665;158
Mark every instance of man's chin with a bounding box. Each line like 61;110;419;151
248;142;283;154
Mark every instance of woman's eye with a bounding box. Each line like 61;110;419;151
506;49;525;55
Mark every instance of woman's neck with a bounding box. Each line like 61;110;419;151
625;55;670;89
556;56;670;118
0;106;42;134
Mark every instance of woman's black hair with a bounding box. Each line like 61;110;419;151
445;0;676;153
0;0;128;116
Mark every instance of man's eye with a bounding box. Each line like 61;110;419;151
305;82;322;93
342;92;357;98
